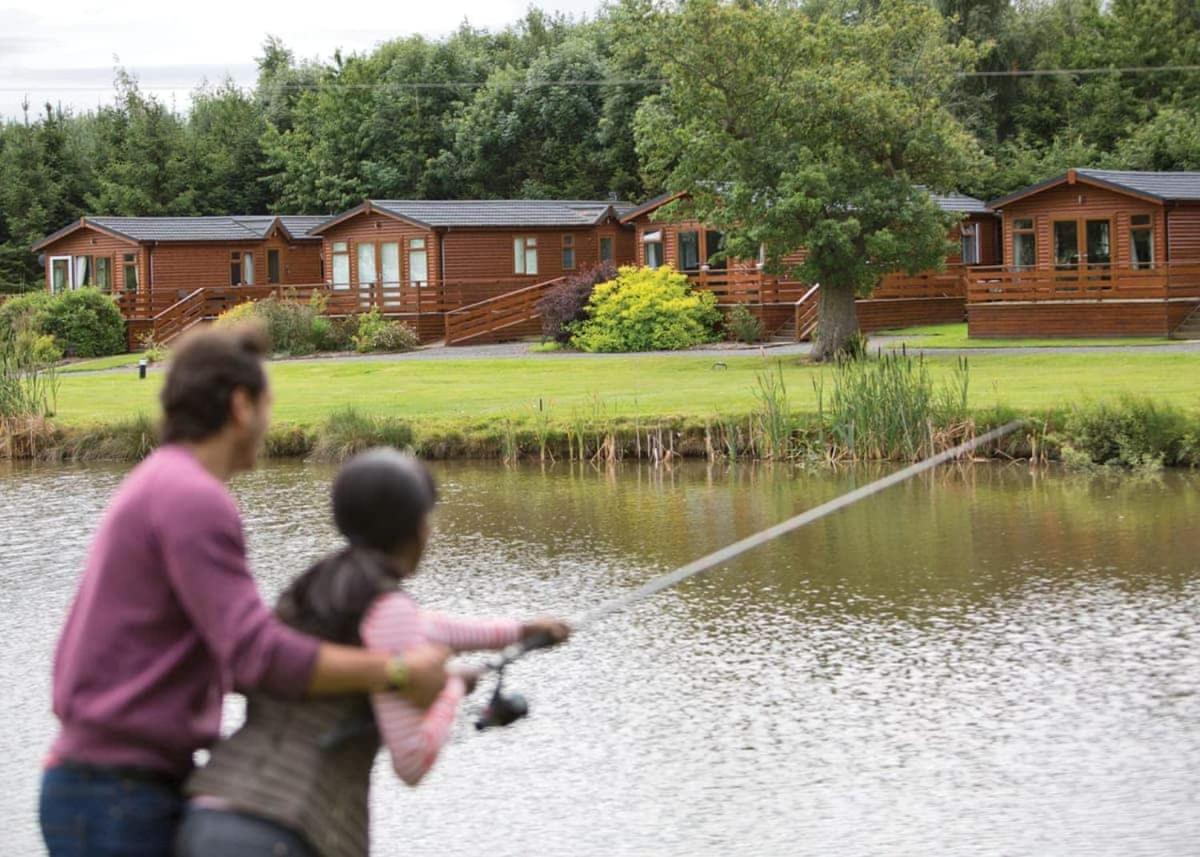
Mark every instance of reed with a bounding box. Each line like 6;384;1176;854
308;406;415;462
752;362;794;460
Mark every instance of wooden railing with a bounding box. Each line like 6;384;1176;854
686;266;812;304
443;277;566;345
967;263;1200;303
874;269;967;299
794;284;821;342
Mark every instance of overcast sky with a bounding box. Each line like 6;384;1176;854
0;0;606;119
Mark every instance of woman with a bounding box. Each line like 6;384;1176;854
176;449;569;857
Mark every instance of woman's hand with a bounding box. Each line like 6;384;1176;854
520;618;571;646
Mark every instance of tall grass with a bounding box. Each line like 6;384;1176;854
307;406;415;462
0;336;60;458
817;351;972;461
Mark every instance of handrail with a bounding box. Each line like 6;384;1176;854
793;283;820;342
445;276;567;317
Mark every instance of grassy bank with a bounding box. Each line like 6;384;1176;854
17;350;1200;470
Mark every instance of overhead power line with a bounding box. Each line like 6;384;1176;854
3;63;1200;94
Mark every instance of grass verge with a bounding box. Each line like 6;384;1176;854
875;323;1170;349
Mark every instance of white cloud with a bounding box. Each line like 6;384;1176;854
0;0;605;117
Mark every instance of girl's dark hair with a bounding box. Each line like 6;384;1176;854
276;449;439;643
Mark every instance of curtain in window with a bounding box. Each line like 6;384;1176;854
332;253;350;288
73;256;89;289
381;243;400;285
358;243;377;285
242;253;255;285
678;231;700;270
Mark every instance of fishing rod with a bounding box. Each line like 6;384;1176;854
473;419;1026;730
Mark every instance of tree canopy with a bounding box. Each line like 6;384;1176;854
1;0;1199;297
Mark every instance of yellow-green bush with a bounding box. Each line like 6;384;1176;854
569;266;721;352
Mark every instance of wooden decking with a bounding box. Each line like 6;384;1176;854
965;264;1200;337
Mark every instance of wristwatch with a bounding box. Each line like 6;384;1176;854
385;656;409;692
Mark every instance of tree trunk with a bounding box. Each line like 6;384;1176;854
811;282;860;361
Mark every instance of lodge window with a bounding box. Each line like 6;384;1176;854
123;253;138;292
599;236;614;263
705;230;726;271
408;238;428;287
72;255;91;288
1012;218;1036;268
332;241;350;289
678;230;701;271
357;242;377;285
643;230;664;269
381;242;400;285
960;224;980;266
230;251;254;285
562;235;576;270
268;249;280;284
514;236;538;275
50;257;70;293
1130;214;1154;269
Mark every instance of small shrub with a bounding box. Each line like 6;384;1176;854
1058;397;1193;469
214;300;258;328
726;304;764;344
537;262;617;343
136;331;168;363
0;292;54;343
570;266;722;353
39;288;126;358
351;309;420;353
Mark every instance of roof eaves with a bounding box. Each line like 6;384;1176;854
618;191;688;224
31;217;141;252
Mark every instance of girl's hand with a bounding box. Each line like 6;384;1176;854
520;618;571;646
452;665;485;696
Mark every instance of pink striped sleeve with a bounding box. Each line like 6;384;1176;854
359;593;518;786
421;611;523;652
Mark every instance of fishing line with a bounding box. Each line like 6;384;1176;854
471;419;1026;728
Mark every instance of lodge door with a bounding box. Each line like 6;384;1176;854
1053;218;1112;272
49;256;71;293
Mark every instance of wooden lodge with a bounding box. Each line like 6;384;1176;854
30;171;1200;349
619;190;999;339
307;199;636;343
968;169;1200;338
32;215;325;345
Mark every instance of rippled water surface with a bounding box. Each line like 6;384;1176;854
1;460;1198;856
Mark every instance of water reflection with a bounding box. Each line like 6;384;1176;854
1;459;1197;856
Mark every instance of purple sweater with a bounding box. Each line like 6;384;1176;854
49;445;320;777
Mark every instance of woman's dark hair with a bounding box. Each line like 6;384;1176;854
160;324;269;443
276;449;439;643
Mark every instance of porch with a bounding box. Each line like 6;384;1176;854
965;264;1200;338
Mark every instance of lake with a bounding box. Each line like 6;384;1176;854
1;459;1198;856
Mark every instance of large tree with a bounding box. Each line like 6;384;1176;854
635;0;983;359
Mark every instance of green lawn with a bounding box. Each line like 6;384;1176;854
50;351;1200;427
875;323;1169;349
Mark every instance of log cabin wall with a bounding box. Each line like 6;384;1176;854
260;233;324;286
997;183;1165;269
1166;203;1200;262
39;226;141;294
440;226;609;304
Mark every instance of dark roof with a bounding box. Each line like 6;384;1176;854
368;199;628;229
927;191;991;215
620;189;991;224
32;215;323;250
990;169;1200;208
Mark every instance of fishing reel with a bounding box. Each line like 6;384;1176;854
474;630;559;731
475;666;529;730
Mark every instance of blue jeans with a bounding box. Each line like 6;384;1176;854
39;764;183;857
175;807;318;857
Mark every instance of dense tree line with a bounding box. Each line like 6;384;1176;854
1;0;1198;292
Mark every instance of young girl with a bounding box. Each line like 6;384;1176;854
176;449;569;857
